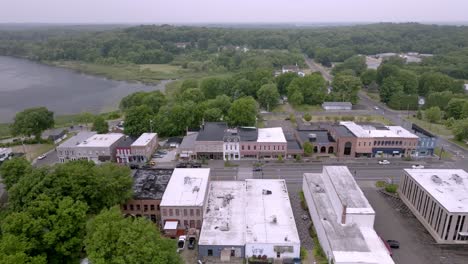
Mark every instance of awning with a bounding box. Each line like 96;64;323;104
459;232;468;236
393;151;400;154
180;154;189;158
164;221;178;230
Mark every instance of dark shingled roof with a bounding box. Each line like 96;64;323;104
238;127;258;141
132;169;174;200
116;136;136;148
333;125;356;138
196;122;228;141
298;130;336;144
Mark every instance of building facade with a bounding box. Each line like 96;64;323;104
57;131;97;163
115;137;135;164
195;122;226;160
411;124;437;157
74;133;125;163
322;102;352;111
399;169;468;244
131;133;158;163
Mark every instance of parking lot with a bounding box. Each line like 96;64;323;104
363;187;468;264
151;148;177;164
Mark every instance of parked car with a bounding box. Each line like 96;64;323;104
253;167;263;172
37;154;47;160
379;160;390;165
374;106;379;110
153;155;163;158
157;150;168;154
176;163;188;168
188;237;196;250
177;235;186;251
191;163;202;168
412;164;425;169
386;240;400;249
149;161;156;166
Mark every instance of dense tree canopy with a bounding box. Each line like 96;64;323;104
11;107;54;139
287;73;327;106
257;83;280;111
227;96;258;126
331;74;362;104
92;116;109;134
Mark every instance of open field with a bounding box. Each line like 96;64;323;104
11;143;55;161
292;104;323;112
0;123;11;139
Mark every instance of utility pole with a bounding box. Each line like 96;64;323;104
149;120;153;133
439;146;444;160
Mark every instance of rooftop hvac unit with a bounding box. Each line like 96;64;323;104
184;176;191;185
192;186;200;193
262;189;272;195
431;175;442;184
451;174;463;184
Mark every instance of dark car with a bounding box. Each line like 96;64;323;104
386;240;400;249
191;163;202;168
188;237;196;250
176;163;188;168
253;167;263;172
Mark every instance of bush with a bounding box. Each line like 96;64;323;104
304;113;312;122
385;184;398;193
375;181;386;188
341;115;355;121
299;191;308;211
277;154;283;163
0;138;52;148
300;247;308;260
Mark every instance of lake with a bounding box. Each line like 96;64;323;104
0;56;167;123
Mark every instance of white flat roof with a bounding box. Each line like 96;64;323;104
199;181;246;246
164;221;178;230
160;168;210;207
58;131;97;148
77;133;124;148
244;179;300;245
131;133;157;147
404;169;468;213
257;127;286;143
340;122;418;139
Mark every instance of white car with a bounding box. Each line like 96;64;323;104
379;160;390;165
37;154;47;160
374;106;379;110
412;164;425;169
177;235;186;252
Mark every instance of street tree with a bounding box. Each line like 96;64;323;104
11;107;54;140
257;83;280;111
227;96;258;126
85;207;181;264
424;106;442;123
303;142;313;156
92;116;109;134
0;158;32;190
124;105;154;137
379;76;403;103
288;90;304;106
446;98;467;119
275;72;299;95
360;69;377;86
452;119;468;141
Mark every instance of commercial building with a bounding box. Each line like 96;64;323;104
195;122;227;160
199;179;300;262
334;122;418;158
57;131;97;163
121;168;173;224
131;133;158;163
322;102;352;111
297;129;336;155
223;128;240;161
256;127;287;159
399;169;468;244
178;132;198;160
303;166;394;264
74;133;125;163
115;136;135;164
411;124;437;157
160;168;211;236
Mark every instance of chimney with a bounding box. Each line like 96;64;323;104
341;204;347;224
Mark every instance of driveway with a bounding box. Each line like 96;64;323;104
363;188;468;264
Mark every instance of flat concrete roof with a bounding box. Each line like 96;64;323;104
160;168;210;207
244;179;300;245
199;181;246;246
132;133;157;147
257;127;286;143
404;169;468;213
77;133;124;148
132;168;173;200
303;166;393;264
340;122;418;139
57;131;97;148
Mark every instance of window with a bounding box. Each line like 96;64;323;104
136;204;141;211
282;146;284;150
248;146;250;150
184;209;188;216
242;146;244;150
150;214;156;223
190;220;195;227
150;205;155;211
123;204;128;210
184;220;189;227
268;146;270;150
130;205;134;211
208;249;213;256
196;209;201;216
197;220;202;228
359;142;361;146
157;205;160;211
273;146;276;150
169;209;173;216
144;205;148;212
190;209;194;216
230;145;232;150
254;145;256;150
175;209;180;216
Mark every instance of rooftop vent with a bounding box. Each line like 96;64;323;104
219;222;229;231
271;215;277;224
451;174;463;184
308;133;316;139
184;176;191;185
192;186;200;193
431;175;443;185
262;189;272;195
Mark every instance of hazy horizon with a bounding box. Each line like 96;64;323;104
2;0;468;24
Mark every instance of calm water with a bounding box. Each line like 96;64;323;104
0;56;167;123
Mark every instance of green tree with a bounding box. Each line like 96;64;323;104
418;72;463;96
275;72;299;95
155;101;199;136
124;105;154;137
257;83;280;111
304;113;312;122
379;76;403;103
387;93;419;110
360;69;377;86
180;79;198;91
288;90;304;106
425;91;455;110
331;74;362;104
200;77;223;99
446;99;467;119
0;158;32;190
416;109;423;120
85;207;181;264
287;73;327;105
462;101;468;119
92;116;109;134
180;88;205;103
303;142;313;157
227;96;258;126
203;108;223;122
0;233;47;264
395;70;419;94
142;91;166;114
425;106;442;123
76;112;95;125
332;55;367;76
11;107;54;140
452;119;468;141
376;64;399;85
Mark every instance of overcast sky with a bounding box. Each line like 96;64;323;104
1;0;468;24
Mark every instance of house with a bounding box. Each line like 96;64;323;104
400;169;468;244
121;168;173;224
166;137;183;149
74;133;125;163
411;124;437;157
115;136;136;164
282;65;300;74
365;56;382;70
56;131;97;163
42;128;67;144
160;168;211;237
131;133;158;163
198;179;300;262
175;42;190;49
303;166;395;264
322;102;352;111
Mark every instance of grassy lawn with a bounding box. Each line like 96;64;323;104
434;147;453;159
271;104;288;113
365;91;381;102
292;104;323;112
0;123;11;139
11;143;55;161
406;117;453;137
307;115;393;125
449;139;468;150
